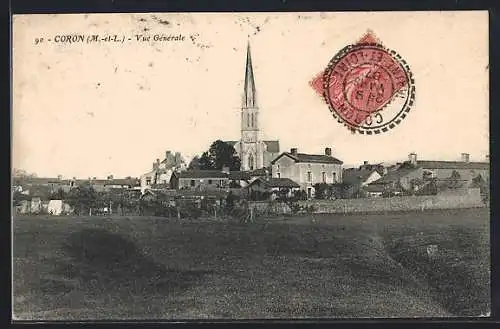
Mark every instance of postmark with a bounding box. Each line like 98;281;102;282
310;31;415;134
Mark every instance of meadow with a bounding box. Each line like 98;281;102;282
12;208;490;320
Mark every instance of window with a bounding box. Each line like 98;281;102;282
332;172;337;183
247;113;250;127
190;180;195;187
146;178;151;185
251;113;255;127
220;180;225;187
277;172;281;178
208;179;213;185
307;171;312;182
322;172;326;183
248;154;254;171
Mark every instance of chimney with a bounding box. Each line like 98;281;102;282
409;153;417;166
325;147;332;156
290;148;298;156
461;153;470;163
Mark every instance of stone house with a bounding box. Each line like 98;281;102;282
342;166;383;198
170;170;229;191
271;147;343;198
406;152;489;186
367;166;424;193
244;177;300;199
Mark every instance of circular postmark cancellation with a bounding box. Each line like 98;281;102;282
320;36;415;135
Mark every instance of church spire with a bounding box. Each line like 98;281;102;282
242;41;257;108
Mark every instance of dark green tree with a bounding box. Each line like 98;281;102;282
198;140;241;171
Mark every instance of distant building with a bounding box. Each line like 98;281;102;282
342;166;383;198
140;150;186;193
367;166;423;194
244;177;300;198
405;152;489;184
228;171;252;188
224;42;280;171
88;177;140;192
170;170;229;191
271;147;343;198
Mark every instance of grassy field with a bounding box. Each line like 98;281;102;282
12;208;490;320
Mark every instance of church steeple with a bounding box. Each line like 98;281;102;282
242;41;257;108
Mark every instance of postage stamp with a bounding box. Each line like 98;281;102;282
310;31;415;134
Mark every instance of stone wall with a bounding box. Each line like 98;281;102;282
297;188;485;214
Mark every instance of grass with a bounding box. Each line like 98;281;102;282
12;208;490;320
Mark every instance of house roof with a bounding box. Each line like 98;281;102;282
179;170;228;179
343;168;378;186
228;171;251;180
263;140;280;153
248;177;300;189
27;185;53;200
104;178;140;186
248;167;271;177
13;177;60;185
371;167;421;185
271;152;343;165
415;160;489;170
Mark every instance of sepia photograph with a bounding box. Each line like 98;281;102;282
11;11;490;320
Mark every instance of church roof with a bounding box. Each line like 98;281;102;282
263;140;280;153
242;42;257;108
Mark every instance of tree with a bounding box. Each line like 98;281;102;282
188;156;201;170
66;183;98;215
225;191;235;212
198;140;241;171
447;170;462;189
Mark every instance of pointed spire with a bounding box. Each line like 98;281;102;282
243;41;257;108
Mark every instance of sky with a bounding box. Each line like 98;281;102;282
12;11;489;179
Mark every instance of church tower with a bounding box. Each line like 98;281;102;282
240;42;263;171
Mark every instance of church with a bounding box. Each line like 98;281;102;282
225;43;280;171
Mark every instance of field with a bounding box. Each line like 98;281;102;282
13;208;490;320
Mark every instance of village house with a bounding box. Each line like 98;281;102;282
228;171;252;188
271;147;343;198
140;151;186;193
342;164;384;198
170;170;229;191
367;166;424;195
244;177;300;199
86;177;140;192
406;152;489;185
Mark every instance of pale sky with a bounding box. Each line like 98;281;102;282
12;11;489;178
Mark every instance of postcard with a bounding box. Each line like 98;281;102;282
12;11;490;320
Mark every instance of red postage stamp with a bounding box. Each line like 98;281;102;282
310;31;415;134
